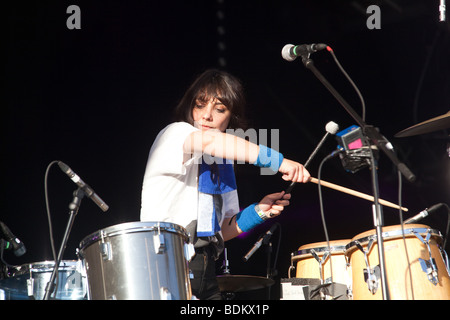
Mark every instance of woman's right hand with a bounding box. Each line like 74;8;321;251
278;158;311;183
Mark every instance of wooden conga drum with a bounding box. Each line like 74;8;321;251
346;224;450;300
291;240;351;286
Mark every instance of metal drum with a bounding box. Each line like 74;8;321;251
78;221;192;300
346;224;450;300
0;260;86;300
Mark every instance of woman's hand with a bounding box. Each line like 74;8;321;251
258;191;291;219
222;191;290;240
278;159;311;183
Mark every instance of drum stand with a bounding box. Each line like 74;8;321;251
43;187;84;300
297;52;416;300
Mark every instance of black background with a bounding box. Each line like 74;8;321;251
3;1;450;300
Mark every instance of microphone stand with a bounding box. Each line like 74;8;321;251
264;235;276;300
43;187;85;300
299;55;416;300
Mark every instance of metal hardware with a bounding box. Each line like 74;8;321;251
154;225;165;254
309;249;331;284
160;287;172;300
354;238;379;294
100;242;112;261
412;229;439;285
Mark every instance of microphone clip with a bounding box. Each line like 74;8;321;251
69;187;86;212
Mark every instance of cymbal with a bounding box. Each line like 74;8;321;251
395;111;450;137
216;275;274;293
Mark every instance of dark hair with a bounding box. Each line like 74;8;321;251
174;69;248;130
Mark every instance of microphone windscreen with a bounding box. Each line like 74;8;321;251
281;44;295;61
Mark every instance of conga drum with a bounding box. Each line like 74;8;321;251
289;240;352;299
346;224;450;300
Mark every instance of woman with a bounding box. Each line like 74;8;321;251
140;69;310;300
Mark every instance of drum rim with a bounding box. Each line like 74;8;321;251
291;244;348;261
8;260;79;277
78;221;189;250
345;226;443;252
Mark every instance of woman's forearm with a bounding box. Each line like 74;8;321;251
184;130;260;163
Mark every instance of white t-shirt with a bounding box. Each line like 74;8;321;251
140;122;240;233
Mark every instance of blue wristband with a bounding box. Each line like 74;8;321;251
235;203;264;232
253;145;284;172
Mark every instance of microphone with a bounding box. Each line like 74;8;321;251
0;221;26;257
243;224;278;262
282;43;328;62
404;203;445;224
57;161;109;212
285;121;339;194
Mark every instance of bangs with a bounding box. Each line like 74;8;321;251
192;73;237;111
174;69;247;129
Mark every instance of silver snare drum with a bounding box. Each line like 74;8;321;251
78;221;192;300
0;260;86;300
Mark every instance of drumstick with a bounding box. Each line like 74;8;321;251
309;177;408;212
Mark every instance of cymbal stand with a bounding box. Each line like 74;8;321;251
220;248;235;300
222;247;231;275
297;53;417;299
43;187;84;300
264;240;274;300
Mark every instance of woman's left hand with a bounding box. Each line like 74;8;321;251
258;191;291;219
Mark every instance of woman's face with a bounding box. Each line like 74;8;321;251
192;96;231;132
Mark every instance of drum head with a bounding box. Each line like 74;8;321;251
346;224;442;254
292;240;351;261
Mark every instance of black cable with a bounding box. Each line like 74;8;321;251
0;239;16;278
267;222;281;300
317;153;335;284
441;203;450;250
272;222;282;277
44;160;61;299
44;161;59;262
442;203;450;273
327;47;367;122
